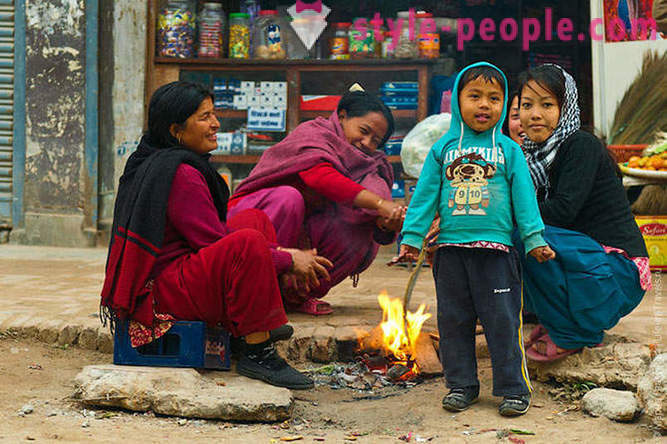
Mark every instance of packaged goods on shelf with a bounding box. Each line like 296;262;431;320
214;79;286;110
635;216;667;270
157;1;196;58
380;81;418;110
300;95;342;111
213;131;247;155
391;179;406;198
380;81;419;92
384;133;406;156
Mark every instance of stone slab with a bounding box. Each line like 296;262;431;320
527;339;652;390
73;364;293;422
637;353;667;431
582;388;641;422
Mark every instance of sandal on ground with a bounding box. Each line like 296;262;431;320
524;324;548;349
499;394;531;417
525;333;581;362
442;386;480;412
289;298;333;316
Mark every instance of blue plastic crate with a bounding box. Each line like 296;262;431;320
113;320;231;370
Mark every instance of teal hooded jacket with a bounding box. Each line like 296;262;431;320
401;62;546;254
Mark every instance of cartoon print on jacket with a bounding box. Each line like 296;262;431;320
445;153;497;215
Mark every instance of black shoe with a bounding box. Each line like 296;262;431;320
231;325;293;358
499;394;531;417
270;324;294;342
442;386;480;412
237;340;314;390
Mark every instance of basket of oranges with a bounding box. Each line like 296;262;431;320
620;149;667;180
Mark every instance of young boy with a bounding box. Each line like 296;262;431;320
398;62;555;417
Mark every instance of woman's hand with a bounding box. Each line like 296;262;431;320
528;245;556;263
377;202;406;232
281;248;333;292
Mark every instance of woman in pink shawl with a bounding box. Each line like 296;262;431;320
229;90;405;315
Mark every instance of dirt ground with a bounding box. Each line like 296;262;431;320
0;335;662;444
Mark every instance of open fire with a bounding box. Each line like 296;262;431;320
306;291;439;390
359;290;432;381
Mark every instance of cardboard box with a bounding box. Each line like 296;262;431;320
214;131;246;155
636;216;667;270
233;94;247;110
273;94;287;109
241;81;255;91
274;81;287;93
300;95;341;111
260;94;273;107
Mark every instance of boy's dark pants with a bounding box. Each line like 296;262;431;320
433;247;531;397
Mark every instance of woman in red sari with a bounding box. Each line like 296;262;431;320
101;81;330;389
228;90;405;315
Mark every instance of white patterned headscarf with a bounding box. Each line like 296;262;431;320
523;64;581;194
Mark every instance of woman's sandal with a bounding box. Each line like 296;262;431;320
289;298;333;316
524;324;548;349
525;333;581;362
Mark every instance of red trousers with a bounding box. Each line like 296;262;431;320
152;209;288;337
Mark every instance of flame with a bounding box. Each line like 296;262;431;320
377;290;432;362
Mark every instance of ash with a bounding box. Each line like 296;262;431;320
304;355;424;392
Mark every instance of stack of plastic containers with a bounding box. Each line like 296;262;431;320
379;81;418;110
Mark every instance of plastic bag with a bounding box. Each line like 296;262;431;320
400;113;451;178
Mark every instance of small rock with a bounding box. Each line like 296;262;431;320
10;347;19;354
582;388;640;422
47;411;58;417
178;418;188;426
81;421;90;428
19;404;34;415
637;353;667;431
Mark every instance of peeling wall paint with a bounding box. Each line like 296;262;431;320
99;0;147;223
24;0;85;214
26;0;84;37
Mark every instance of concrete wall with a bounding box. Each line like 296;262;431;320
98;0;147;245
10;0;92;246
591;0;667;138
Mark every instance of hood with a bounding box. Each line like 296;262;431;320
441;61;509;161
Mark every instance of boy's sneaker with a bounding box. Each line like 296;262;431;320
498;394;531;417
442;386;480;412
237;340;314;390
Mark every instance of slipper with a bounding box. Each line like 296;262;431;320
526;333;581;362
289;298;333;316
524;324;548;349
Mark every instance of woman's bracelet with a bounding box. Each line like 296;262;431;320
376;198;384;210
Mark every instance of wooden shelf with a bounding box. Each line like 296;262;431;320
211;154;402;164
155;58;436;66
214;109;246;118
300;109;417;120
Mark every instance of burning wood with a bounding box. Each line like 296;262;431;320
354;290;436;381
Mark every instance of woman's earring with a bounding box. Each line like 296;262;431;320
177;134;182;145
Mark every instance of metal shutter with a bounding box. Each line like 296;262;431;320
0;0;12;223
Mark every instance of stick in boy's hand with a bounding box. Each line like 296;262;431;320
528;245;556;263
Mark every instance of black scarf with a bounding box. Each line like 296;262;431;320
100;135;229;327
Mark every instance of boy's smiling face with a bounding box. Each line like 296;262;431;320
459;77;504;133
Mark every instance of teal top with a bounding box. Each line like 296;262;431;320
401;62;546;254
